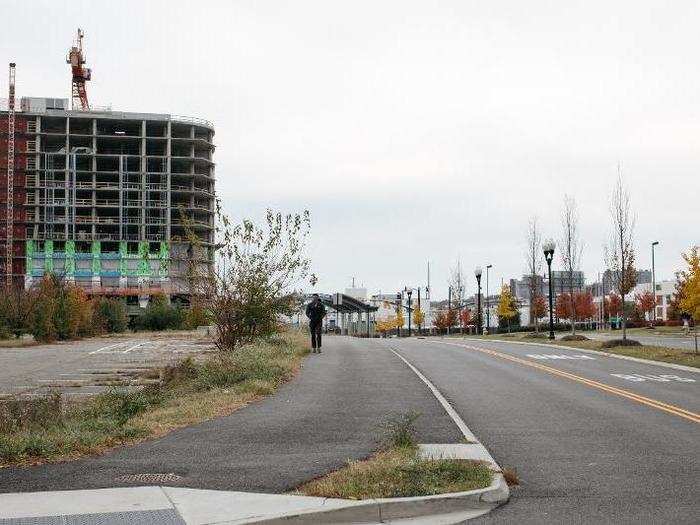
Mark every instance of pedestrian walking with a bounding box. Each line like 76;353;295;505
306;294;327;353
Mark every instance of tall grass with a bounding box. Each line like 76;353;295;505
1;332;309;465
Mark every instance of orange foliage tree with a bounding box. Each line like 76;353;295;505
604;293;623;319
635;290;656;324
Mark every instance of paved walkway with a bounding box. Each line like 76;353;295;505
0;336;462;494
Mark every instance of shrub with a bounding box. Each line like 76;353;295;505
0;287;37;339
183;297;210;329
93;298;128;333
136;294;184;331
601;338;642;348
561;334;589;341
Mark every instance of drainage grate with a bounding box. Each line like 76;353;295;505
115;473;183;484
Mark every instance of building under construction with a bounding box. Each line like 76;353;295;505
1;40;215;304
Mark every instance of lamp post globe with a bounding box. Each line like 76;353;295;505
543;240;556;340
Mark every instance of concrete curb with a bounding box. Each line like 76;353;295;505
463;337;699;374
251;475;508;524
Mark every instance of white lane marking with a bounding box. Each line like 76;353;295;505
122;341;149;354
464;338;700;374
89;341;129;355
387;347;478;442
526;354;595;360
611;373;696;383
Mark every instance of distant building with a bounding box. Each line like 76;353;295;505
631;280;676;321
602;269;651;293
509;274;546;302
550;270;585;295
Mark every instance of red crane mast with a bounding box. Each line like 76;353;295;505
67;28;91;110
5;63;15;287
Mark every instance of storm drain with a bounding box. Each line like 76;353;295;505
115;473;183;484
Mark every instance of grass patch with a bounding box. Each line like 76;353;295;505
0;331;309;466
543;339;700;368
298;446;492;500
297;411;491;500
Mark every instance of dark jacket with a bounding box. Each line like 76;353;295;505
305;300;326;325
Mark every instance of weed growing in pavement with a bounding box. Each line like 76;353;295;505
502;467;520;486
380;411;420;450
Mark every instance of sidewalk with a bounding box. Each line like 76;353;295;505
0;445;508;524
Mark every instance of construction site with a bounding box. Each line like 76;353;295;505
0;30;215;307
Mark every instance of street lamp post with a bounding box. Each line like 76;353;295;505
417;287;422;334
447;286;452;336
405;287;413;336
652;241;659;323
486;264;492;334
543;240;556;340
475;267;483;335
396;292;402;338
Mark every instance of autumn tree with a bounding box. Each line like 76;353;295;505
413;305;425;332
604;293;623;323
560;195;584;335
574;292;596;323
433;310;450;333
497;284;519;332
605;175;636;341
555;293;573;323
376;317;397;336
524;216;543;331
678;246;700;326
531;294;548;324
445;308;458;331
635;290;656;325
459;308;472;332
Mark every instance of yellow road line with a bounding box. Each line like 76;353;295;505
440;341;700;424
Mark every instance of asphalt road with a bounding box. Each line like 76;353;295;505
3;335;698;523
579;331;699;351
0;336;462;494
386;336;699;524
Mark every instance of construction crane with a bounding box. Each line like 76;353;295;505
67;28;91;110
5;63;15;287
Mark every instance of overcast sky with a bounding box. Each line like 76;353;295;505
5;1;699;299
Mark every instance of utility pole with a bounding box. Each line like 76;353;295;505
651;241;659;322
486;264;492;334
406;288;413;336
447;286;452;335
417;287;422;334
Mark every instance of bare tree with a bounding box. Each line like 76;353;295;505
605;174;636;341
184;203;313;351
448;258;466;333
524;216;542;331
448;258;466;307
560;195;584;334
